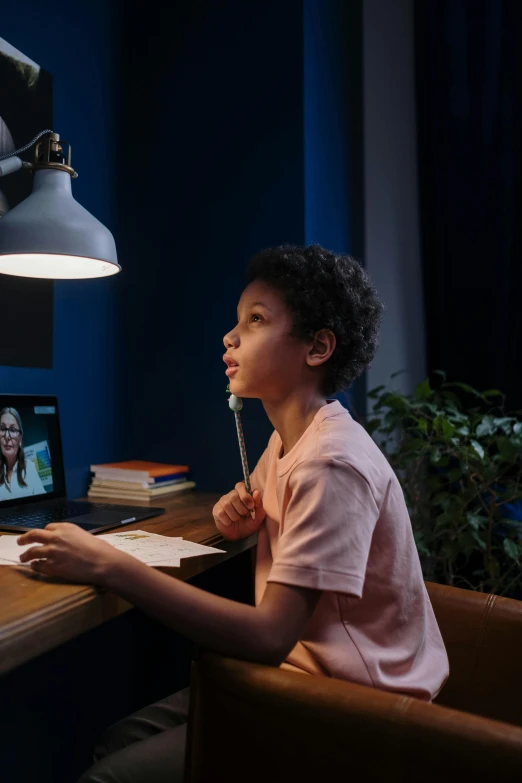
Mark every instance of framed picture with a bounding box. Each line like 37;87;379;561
0;37;54;369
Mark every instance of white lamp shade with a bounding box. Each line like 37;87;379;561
0;168;120;279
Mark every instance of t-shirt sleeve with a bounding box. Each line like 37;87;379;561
267;458;380;598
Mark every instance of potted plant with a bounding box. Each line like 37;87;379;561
365;372;522;598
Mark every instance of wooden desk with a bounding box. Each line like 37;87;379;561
0;491;257;676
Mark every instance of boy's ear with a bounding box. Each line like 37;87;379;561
306;329;336;368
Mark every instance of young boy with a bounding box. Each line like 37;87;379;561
18;244;449;782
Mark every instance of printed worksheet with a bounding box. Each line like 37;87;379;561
0;536;41;563
0;530;225;568
98;530;226;562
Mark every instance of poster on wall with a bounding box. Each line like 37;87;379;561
0;37;53;369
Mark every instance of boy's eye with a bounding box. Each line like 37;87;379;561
249;313;263;323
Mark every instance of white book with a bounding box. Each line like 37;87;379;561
88;481;196;499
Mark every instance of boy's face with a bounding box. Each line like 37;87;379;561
223;280;312;401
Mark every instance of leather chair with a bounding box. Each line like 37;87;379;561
184;581;522;782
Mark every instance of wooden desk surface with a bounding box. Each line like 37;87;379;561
0;492;257;676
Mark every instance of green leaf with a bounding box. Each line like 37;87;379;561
514;422;522;436
454;425;470;437
441;390;461;408
410;400;439;415
497;437;517;461
390;369;406;380
381;393;410;411
446;382;473;392
365;419;381;435
510;437;522;454
433;369;447;380
383;410;401;429
470;440;485;460
447;467;463;482
433;416;455;439
476;416;495;437
460;531;479;557
466;512;487;530
482;389;503;398
367;385;385;400
416;417;429;433
401;438;428;452
471;531;487;551
430;448;442;464
493;417;515;435
416;379;431;401
503;538;520;561
433;492;457;510
445;381;483;398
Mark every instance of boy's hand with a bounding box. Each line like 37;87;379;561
212;482;266;541
17;522;124;584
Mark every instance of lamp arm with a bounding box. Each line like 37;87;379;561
0;157;24;178
0;128;55;162
0;127;56;193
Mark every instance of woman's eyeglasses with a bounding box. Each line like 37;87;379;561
0;426;21;439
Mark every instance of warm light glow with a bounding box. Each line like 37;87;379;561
0;253;121;280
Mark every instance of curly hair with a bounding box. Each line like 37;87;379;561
246;244;384;395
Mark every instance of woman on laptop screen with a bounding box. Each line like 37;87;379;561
0;407;46;500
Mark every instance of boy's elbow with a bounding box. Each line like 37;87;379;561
261;634;294;668
262;646;286;668
244;627;287;668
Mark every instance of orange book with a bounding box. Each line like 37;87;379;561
90;460;189;482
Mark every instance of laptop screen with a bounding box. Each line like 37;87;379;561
0;395;66;508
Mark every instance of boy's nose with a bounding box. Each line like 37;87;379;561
223;329;238;348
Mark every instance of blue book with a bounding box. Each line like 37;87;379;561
151;472;188;485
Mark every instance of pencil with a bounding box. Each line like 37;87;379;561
228;391;255;520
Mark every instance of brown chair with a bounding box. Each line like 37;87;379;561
184;582;522;782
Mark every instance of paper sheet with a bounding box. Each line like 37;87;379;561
0;536;43;564
0;530;225;569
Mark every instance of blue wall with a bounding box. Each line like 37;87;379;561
119;0;365;490
1;1;120;497
1;0;364;497
304;0;365;416
118;0;305;491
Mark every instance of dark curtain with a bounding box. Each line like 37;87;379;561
415;0;522;410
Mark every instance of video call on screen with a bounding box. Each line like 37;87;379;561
0;404;57;503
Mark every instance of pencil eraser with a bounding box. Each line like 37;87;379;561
228;394;243;411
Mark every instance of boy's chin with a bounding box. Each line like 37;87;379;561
228;381;258;399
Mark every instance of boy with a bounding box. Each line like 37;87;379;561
19;244;449;782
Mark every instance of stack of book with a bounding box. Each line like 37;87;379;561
88;461;196;502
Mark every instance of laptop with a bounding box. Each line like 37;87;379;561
0;394;165;534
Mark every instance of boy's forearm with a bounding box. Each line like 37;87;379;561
101;552;278;665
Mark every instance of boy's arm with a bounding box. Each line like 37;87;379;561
18;522;319;666
104;554;320;666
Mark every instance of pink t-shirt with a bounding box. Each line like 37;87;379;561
251;400;449;702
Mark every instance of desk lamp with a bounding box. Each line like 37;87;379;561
0;129;120;279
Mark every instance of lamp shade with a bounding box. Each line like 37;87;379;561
0;168;120;279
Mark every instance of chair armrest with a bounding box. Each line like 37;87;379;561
426;581;522;725
184;650;522;783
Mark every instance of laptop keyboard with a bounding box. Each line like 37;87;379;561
0;502;121;529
